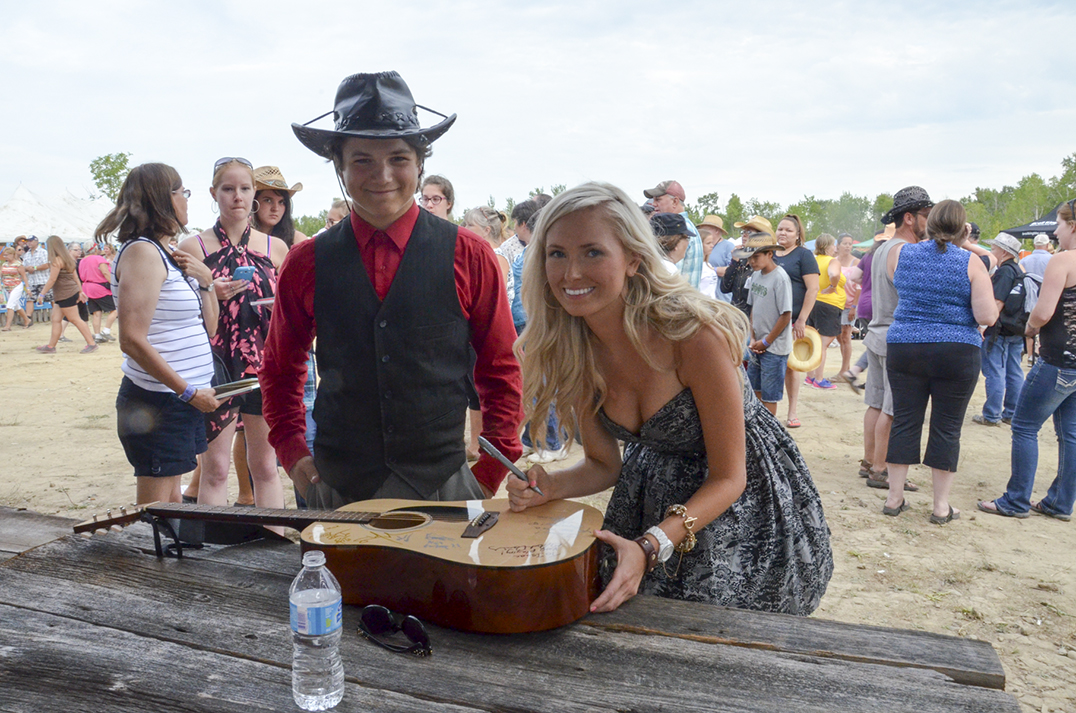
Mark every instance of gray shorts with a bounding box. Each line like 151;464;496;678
864;347;893;416
306;461;485;509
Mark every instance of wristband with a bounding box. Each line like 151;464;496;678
761;337;770;348
198;283;212;292
634;536;658;572
178;384;196;403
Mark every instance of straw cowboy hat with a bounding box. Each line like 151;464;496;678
787;326;824;373
734;215;774;235
696;215;728;236
292;71;456;159
253;166;303;195
731;231;779;260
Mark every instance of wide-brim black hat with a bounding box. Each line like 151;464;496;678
292;71;456;159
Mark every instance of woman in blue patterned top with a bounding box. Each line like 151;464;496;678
882;200;998;524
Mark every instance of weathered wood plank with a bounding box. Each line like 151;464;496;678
0;506;77;555
590;594;1008;690
0;605;483;713
0;537;1021;713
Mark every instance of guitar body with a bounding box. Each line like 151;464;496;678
300;498;603;634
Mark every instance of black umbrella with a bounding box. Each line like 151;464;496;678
1001;203;1060;240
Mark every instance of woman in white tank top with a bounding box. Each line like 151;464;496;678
96;163;222;505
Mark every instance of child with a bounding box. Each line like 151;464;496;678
734;232;793;416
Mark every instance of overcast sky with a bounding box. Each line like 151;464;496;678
2;0;1074;232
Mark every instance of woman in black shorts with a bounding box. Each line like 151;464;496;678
805;234;846;390
96;163;222;503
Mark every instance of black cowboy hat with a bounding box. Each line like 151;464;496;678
292;71;456;159
881;186;934;225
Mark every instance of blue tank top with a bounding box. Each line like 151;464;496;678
888;240;981;347
511;246;527;333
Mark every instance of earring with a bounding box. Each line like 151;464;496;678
251;199;260;214
211;202;219;215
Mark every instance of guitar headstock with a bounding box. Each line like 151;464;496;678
73;503;152;535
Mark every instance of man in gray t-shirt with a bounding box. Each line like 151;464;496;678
860;186;931;485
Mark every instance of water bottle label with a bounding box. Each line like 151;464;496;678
290;598;342;635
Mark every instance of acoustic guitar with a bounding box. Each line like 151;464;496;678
75;498;603;634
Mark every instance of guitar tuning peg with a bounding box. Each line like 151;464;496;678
92;514;98;522
79;531;93;539
121;506;127;515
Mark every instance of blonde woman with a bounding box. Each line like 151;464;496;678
33;236;97;353
506;182;831;615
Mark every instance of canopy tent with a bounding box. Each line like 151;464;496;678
1001;204;1059;241
0;185;112;243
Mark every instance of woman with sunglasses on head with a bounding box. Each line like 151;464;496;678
96;163;221;504
2;246;32;330
506;182;831;615
980;199;1076;521
772;214;820;428
177;158;288;510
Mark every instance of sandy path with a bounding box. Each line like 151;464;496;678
2;324;1073;711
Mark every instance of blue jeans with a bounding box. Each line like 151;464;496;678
995;361;1076;517
980;334;1025;422
521;403;563;451
747;351;789;403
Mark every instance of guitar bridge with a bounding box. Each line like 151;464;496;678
461;511;499;538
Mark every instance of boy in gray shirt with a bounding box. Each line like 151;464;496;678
735;232;792;415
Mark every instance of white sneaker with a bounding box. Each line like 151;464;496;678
527;446;569;464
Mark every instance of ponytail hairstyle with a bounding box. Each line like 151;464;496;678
780;213;806;246
463;206;508;246
813;233;836;257
925;200;968;253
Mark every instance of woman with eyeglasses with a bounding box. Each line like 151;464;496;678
177;158;288;511
772;214;820;429
980;199;1076;521
419;175;454;221
95;163;221;504
1;246;32;330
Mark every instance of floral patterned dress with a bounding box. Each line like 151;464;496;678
598;380;833;615
196;221;277;441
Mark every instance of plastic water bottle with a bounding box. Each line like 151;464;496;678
290;550;344;710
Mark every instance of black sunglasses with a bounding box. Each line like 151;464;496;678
358;605;432;657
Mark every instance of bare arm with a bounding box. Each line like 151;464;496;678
1028;253;1076;334
968;252;1000;327
847;265;864;284
38;261;61;297
796;272;819;339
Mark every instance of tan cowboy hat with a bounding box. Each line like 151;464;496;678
734;215;774;234
253;166;303;195
787;326;823;373
696;215;728;235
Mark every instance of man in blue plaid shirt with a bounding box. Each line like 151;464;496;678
643;180;703;289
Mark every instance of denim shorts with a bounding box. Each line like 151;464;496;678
747;350;789;403
116;377;207;478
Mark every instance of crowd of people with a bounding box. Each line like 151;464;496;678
14;69;1076;620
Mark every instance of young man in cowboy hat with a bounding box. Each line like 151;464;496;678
643;180;703;289
974;232;1027;427
860;186;932;490
698;215;733;302
261;71;523;507
735;232;792;416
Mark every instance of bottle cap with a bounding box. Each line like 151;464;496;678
302;550;326;567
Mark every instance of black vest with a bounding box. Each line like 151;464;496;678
313;211;470;501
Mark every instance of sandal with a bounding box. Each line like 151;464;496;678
858;459;872;478
1030;501;1072;522
930;506;960;525
181;494;197;504
786;417;802;429
865;469;920;492
976;500;1029;518
882;499;909;517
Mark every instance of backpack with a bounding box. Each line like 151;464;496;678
997;264;1041;336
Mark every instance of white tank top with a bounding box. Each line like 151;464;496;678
112;238;214;392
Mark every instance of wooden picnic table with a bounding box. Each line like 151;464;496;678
0;520;1020;712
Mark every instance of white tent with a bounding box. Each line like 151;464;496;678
0;185;113;242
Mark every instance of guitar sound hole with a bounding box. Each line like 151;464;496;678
366;512;430;531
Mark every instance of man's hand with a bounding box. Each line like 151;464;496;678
288;456;320;501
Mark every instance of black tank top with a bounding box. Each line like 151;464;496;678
1039;284;1076;368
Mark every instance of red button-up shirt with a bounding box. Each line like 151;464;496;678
260;202;523;493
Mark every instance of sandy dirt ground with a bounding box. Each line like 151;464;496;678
2;322;1074;711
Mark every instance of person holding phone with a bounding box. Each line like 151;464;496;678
177;158;289;510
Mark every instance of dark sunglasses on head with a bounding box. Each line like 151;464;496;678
358;605;432;657
214;157;253;171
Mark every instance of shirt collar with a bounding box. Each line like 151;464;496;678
351;201;420;251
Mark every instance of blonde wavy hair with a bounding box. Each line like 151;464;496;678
516;181;749;448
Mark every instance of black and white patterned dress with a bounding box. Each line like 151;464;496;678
598;382;833;615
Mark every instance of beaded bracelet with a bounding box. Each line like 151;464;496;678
665;504;698;553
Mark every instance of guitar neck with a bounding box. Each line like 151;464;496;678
144;503;375;530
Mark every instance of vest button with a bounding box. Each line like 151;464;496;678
384;391;392;399
379;320;387;328
386;426;395;434
381;355;390;363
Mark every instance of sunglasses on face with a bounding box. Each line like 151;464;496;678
358;605;432;657
214;157;253;171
